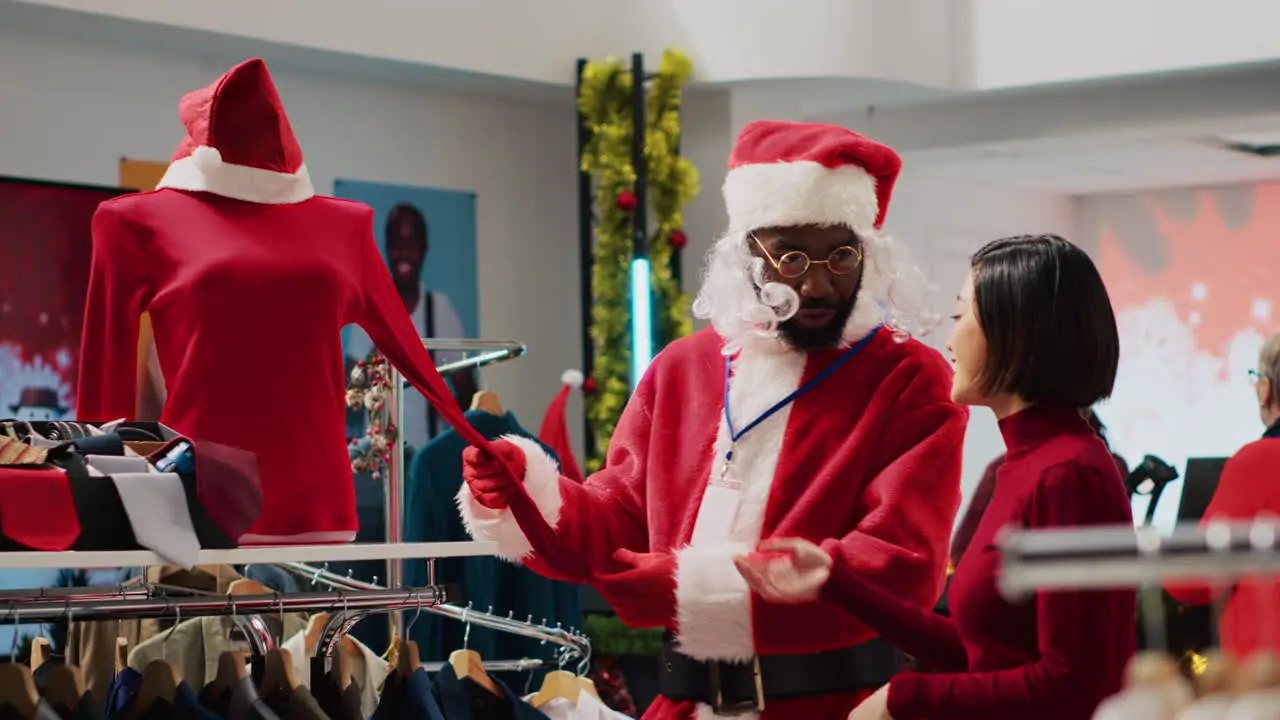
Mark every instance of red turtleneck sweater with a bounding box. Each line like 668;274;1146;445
818;405;1135;720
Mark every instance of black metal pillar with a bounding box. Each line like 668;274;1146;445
574;58;596;460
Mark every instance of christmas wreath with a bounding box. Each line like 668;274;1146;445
578;49;699;471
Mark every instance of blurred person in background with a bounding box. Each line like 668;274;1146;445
736;234;1136;720
1166;330;1280;661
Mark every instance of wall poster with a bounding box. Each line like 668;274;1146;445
334;179;480;460
1080;183;1280;531
0;176;127;424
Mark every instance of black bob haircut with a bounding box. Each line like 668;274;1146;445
970;234;1119;408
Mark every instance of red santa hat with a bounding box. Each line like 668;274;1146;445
537;370;585;484
722;120;901;234
156;58;315;205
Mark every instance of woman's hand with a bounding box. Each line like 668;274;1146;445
848;684;894;720
733;537;834;604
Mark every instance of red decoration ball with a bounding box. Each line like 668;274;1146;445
616;191;638;212
670;230;688;249
582;377;598;395
372;471;381;480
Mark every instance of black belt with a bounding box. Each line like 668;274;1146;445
658;635;903;715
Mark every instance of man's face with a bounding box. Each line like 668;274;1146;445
749;224;864;351
386;219;425;287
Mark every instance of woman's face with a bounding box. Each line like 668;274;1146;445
947;270;988;406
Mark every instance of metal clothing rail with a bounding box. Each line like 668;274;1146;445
998;519;1280;599
383;337;528;639
279;561;591;670
0;586;450;626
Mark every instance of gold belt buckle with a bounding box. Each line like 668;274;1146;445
709;656;765;715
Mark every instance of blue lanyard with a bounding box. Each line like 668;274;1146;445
722;326;881;464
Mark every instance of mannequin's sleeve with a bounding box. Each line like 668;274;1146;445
456;370;656;583
355;214;594;579
76;203;152;422
354;213;473;435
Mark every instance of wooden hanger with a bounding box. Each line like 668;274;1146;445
397;639;421;678
227;578;271;597
0;662;39;717
448;649;498;695
126;660;180;719
114;637;130;675
257;648;297;699
578;676;600;700
470;390;503;415
38;661;85;713
29;638;50;671
530;670;582;707
207;651;247;702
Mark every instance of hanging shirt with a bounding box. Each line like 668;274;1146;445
526;693;635;720
404;409;582;686
429;665;544;720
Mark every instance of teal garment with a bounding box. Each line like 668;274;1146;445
404;409;583;686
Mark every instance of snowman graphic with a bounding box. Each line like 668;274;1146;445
8;387;68;422
0;344;75;422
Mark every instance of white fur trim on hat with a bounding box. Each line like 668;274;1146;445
722;161;878;234
157;146;315;205
560;369;584;388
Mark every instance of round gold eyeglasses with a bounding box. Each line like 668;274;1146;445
751;232;862;279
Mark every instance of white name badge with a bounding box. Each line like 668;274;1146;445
690;481;742;545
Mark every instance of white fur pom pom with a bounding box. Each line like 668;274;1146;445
560;369;584;388
191;146;224;172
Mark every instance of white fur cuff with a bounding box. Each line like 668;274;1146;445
674;542;755;662
722;161;878;234
454;434;563;561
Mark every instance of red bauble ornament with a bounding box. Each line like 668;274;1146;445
582;377;598;395
616;191;638;212
670;230;687;250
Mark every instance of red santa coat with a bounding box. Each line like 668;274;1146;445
460;321;966;719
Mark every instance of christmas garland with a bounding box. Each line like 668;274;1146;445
346;352;398;478
578;49;699;472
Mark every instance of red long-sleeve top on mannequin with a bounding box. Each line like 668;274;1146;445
818;405;1136;720
76;189;463;542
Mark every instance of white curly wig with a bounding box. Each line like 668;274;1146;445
693;227;936;355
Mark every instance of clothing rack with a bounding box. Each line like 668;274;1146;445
278;560;592;672
998;519;1280;599
384;337;528;638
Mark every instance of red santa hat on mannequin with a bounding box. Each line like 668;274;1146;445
537;370;585;484
157;58;315;205
721;120;901;234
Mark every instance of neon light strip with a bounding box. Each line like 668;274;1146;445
630;258;653;389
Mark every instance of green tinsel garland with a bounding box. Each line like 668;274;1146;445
583;613;665;658
578;49;700;472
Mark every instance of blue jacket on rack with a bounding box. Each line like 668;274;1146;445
405;409;583;683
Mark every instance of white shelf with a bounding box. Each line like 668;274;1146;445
0;541;498;570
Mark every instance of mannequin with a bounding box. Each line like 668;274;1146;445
75;59;482;544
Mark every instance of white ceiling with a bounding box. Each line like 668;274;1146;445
905;133;1280;195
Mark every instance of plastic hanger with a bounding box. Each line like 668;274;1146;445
470;390;503;415
448;606;498;695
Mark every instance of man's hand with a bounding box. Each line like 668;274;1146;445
848;684;894;720
461;440;526;510
591;549;677;629
733;537;833;604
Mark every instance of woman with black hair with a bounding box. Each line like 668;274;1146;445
735;235;1136;720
